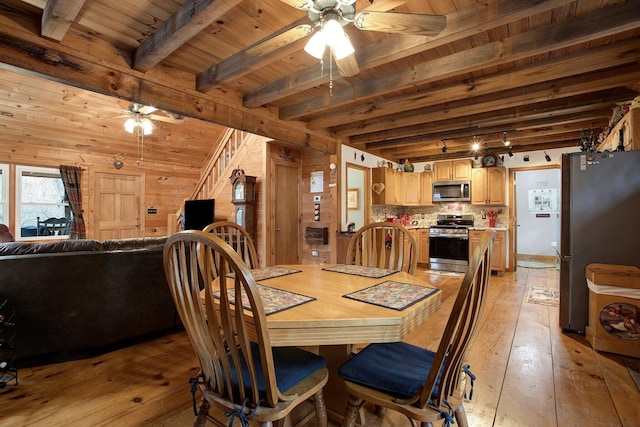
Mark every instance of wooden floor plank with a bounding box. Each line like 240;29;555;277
550;309;623;426
1;267;639;427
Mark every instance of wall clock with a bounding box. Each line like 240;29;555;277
482;155;497;167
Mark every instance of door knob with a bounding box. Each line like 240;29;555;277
276;227;280;232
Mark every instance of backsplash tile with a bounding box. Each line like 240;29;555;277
372;204;507;228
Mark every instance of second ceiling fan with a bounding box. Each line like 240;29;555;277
273;0;447;77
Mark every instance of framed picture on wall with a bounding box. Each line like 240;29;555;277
347;188;359;210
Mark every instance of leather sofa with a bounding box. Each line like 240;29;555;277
0;237;180;363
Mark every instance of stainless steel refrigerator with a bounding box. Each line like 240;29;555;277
560;150;640;334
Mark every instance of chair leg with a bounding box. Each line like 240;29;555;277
374;405;387;417
313;390;328;427
454;405;469;427
341;395;364;427
194;398;210;427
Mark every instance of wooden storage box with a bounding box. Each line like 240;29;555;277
585;263;640;358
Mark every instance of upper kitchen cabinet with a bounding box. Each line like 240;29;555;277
372;167;402;205
597;107;639;152
420;172;433;206
471;167;506;205
403;173;420;206
434;160;472;181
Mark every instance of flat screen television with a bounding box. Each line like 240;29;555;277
183;199;215;230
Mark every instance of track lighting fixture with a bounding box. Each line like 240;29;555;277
508;146;513;157
441;140;447;153
545;151;552;162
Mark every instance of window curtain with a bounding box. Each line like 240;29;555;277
59;165;86;239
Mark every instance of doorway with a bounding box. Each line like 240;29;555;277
268;145;302;265
93;172;143;240
509;166;561;270
345;162;370;230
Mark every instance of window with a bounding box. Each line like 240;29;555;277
0;164;8;225
15;166;70;239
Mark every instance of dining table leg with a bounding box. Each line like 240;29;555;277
318;344;366;426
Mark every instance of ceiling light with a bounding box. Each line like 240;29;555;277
332;33;355;59
545;151;552;162
508;147;513;157
124;115;153;135
441;140;447;153
304;31;326;58
304;12;354;60
472;142;480;151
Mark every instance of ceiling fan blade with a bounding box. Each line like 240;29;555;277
335;51;359;77
148;113;183;123
138;105;157;115
247;24;313;56
278;0;310;10
128;102;158;115
354;11;446;36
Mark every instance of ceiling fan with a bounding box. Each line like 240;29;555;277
119;103;184;135
264;0;446;77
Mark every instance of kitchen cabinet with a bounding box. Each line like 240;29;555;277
434;160;472;181
597;108;639;152
373;168;433;206
469;229;505;275
403;173;420;206
418;229;430;266
420;172;433;206
372;167;402;205
471;167;506;205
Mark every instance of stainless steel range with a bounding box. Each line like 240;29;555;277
429;214;474;273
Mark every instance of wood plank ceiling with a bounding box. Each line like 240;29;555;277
0;0;638;165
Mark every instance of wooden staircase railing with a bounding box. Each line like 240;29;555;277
170;128;251;232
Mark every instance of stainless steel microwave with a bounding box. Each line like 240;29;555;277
432;181;471;202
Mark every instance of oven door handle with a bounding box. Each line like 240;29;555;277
429;234;469;240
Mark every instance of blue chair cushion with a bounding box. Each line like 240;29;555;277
228;342;326;398
338;341;437;400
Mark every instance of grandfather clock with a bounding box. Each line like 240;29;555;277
230;168;257;239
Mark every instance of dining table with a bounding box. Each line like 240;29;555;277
208;263;443;422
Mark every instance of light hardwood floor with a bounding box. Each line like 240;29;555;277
1;266;639;426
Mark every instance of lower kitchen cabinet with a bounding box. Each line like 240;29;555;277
418;229;430;266
469;229;506;275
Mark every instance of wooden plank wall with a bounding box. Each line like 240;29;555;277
0;140;201;239
300;149;339;265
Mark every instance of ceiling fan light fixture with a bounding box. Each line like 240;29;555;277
124;115;153;135
304;31;326;58
332;33;354;59
124;117;136;133
322;18;345;47
140;118;153;135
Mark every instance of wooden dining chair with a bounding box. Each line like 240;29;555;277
203;221;259;269
338;229;495;427
163;230;328;427
346;222;418;275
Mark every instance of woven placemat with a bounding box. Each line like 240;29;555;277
214;284;315;316
322;264;398;279
343;280;439;311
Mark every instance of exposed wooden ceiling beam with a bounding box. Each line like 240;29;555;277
132;0;243;72
0;12;340;155
311;38;640;131
196;18;311;91
345;68;640;146
243;0;576;108
41;0;85;41
276;1;640;118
